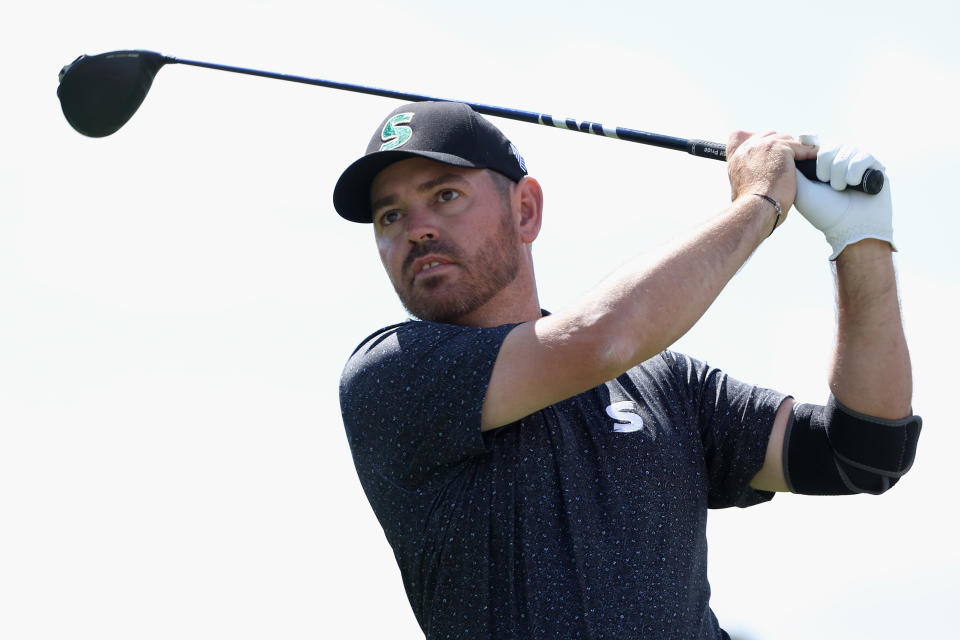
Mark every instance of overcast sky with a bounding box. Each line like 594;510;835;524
2;1;958;638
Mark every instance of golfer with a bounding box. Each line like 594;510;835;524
334;101;920;639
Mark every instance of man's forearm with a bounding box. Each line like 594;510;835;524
830;239;912;418
486;193;781;431
569;194;777;370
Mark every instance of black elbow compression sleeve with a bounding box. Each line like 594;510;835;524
783;396;922;495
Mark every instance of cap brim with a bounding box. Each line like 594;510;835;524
333;149;482;223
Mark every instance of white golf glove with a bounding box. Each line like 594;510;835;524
793;135;896;260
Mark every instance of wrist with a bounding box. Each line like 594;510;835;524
752;193;782;236
732;192;784;240
834;238;894;264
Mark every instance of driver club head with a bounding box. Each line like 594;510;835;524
57;50;168;137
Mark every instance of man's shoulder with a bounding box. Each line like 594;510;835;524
345;319;509;361
341;319;516;390
341;320;429;389
345;320;415;361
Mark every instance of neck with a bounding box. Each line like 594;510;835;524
452;259;541;328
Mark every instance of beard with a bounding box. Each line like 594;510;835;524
392;208;521;324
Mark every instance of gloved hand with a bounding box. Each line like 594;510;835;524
793;135;896;260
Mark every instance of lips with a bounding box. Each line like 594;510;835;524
418;260;446;273
410;255;454;281
402;239;463;284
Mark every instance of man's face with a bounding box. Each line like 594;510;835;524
370;157;522;324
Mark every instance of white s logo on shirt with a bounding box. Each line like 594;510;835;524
606;401;654;438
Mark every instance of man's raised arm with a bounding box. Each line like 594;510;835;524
481;131;815;431
832;238;912;417
751;145;920;494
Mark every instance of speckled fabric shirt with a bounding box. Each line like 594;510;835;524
340;320;784;639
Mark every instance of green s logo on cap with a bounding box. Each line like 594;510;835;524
380;113;414;151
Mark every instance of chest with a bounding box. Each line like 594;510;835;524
480;377;709;518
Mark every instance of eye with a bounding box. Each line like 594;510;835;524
437;189;460;203
379;210;402;227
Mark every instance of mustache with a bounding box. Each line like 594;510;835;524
403;239;464;275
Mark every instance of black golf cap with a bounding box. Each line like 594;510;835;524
333;101;528;223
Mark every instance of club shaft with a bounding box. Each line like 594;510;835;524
165;56;881;194
168;57;703;155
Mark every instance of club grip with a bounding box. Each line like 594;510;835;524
686;140;884;195
795;158;884;195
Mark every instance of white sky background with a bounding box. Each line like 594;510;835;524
2;1;958;638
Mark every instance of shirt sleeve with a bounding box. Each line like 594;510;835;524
339;320;515;489
665;351;787;509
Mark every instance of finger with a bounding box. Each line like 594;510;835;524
799;133;820;146
759;131;800;145
726;130;753;156
831;146;857;190
789;139;819;162
845;150;878;186
817;144;841;183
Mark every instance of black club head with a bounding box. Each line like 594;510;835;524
57;50;168;137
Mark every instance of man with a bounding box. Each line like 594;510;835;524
333;101;921;639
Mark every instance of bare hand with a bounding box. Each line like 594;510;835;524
726;131;818;213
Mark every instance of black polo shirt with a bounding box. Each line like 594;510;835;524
340;320;782;639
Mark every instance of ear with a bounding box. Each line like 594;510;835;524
514;176;543;244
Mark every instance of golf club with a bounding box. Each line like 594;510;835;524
57;50;884;194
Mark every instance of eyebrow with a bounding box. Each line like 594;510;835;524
370;173;470;215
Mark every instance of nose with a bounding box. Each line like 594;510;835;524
405;207;439;244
